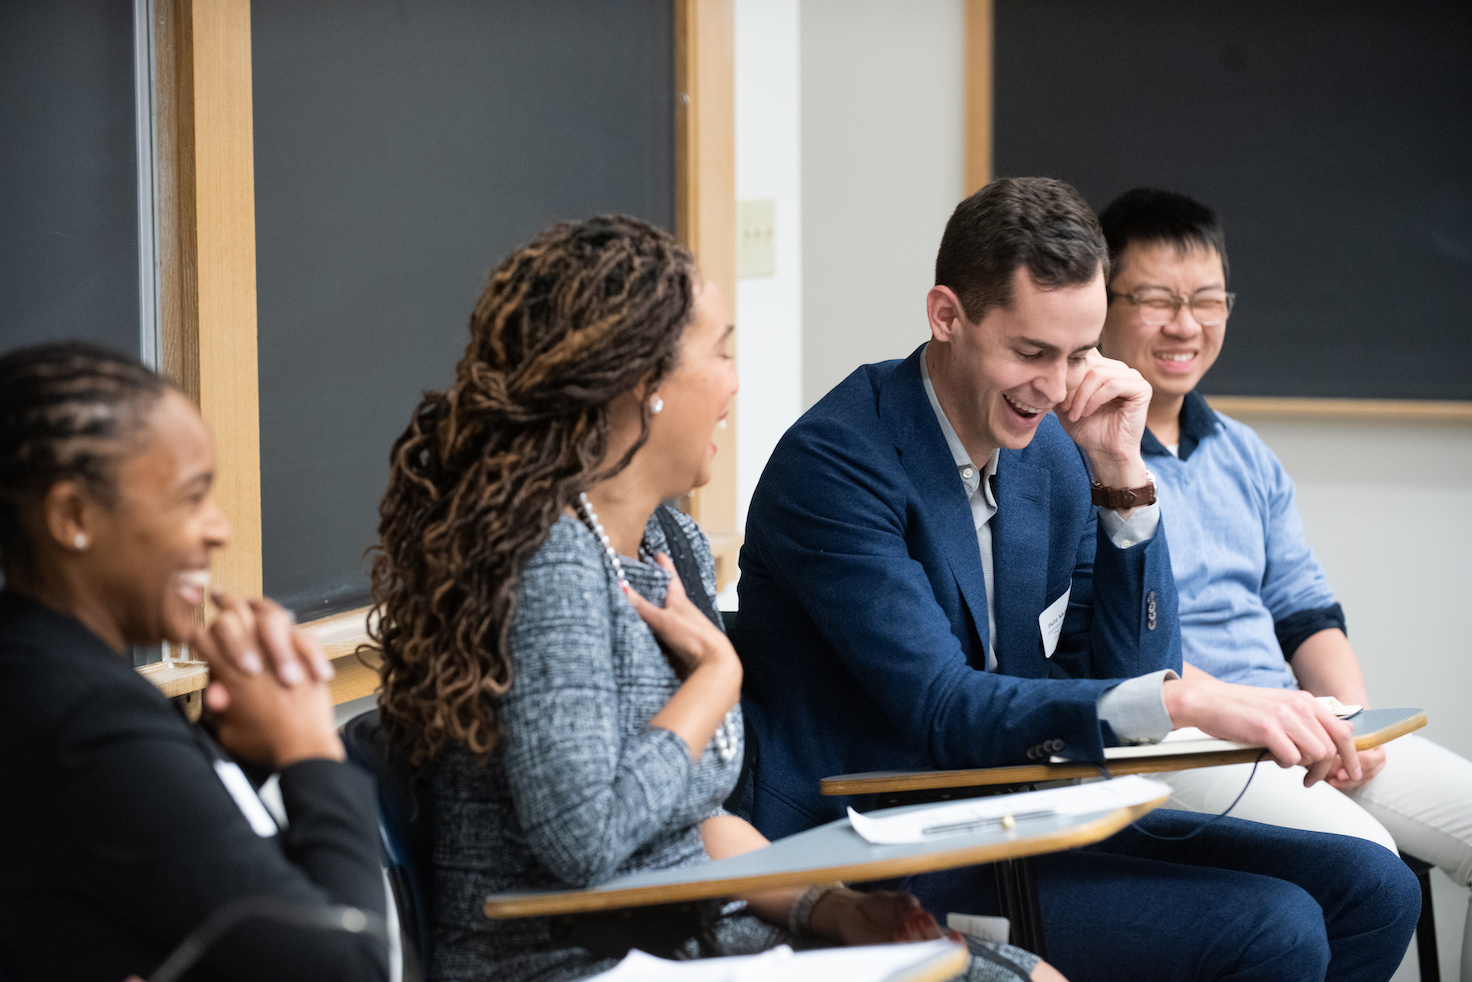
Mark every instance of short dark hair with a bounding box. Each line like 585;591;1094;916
0;342;169;577
1098;188;1229;283
934;176;1109;321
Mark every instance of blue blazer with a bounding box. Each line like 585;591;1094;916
735;346;1182;839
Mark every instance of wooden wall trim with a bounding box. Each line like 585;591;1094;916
298;606;382;705
1207;396;1472;423
153;0;200;405
154;0;263;598
190;0;262;597
964;0;993;195
138;659;209;697
675;0;739;561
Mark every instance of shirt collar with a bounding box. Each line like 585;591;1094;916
1141;389;1219;462
919;343;1001;502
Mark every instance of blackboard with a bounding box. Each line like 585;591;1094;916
252;0;677;618
994;0;1472;401
0;0;140;358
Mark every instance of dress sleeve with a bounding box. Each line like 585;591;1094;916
497;525;695;887
58;683;388;982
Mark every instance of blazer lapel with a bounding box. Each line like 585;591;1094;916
878;347;992;666
991;452;1051;677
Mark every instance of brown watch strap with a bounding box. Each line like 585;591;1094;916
1090;474;1156;510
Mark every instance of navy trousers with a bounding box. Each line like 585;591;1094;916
906;808;1421;982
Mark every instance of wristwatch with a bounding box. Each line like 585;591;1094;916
1090;470;1156;510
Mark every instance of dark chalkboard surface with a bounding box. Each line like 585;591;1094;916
252;0;677;618
994;0;1472;401
0;0;140;358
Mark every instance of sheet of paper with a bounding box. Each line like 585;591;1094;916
1061;698;1362;763
846;775;1170;845
1038;587;1070;657
586;939;965;982
1054;726;1254;762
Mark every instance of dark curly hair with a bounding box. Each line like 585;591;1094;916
0;342;169;580
369;216;696;765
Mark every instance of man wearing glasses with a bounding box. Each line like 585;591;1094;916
1099;187;1472;978
738;178;1420;981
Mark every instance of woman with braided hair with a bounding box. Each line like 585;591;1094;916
371;215;1065;981
0;342;388;981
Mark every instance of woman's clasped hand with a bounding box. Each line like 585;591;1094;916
192;592;345;769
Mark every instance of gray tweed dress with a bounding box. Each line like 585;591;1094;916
428;508;1039;982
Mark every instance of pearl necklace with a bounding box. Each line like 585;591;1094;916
576;493;740;764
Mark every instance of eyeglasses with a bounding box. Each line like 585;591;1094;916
1108;287;1236;327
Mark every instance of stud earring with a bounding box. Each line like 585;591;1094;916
650;396;664;414
73;533;88;551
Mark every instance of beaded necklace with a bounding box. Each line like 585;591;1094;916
575;493;739;764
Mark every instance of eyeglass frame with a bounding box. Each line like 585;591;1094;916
1106;287;1236;327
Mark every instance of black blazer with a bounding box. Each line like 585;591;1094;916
0;591;387;982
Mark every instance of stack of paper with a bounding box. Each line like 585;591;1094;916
846;775;1170;845
1059;726;1252;762
1059;698;1360;763
588;939;966;982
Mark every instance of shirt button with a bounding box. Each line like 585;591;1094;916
962;467;974;480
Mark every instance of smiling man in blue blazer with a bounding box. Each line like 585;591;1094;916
735;178;1418;982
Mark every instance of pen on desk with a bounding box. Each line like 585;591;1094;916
922;807;1057;836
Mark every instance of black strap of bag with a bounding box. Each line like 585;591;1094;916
653;506;722;631
651;507;759;820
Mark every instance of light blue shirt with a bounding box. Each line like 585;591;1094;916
1143;392;1341;691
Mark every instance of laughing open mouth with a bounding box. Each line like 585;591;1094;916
174;569;211;606
1003;393;1044;418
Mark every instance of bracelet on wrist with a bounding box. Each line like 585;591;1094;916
788;882;846;938
1090;469;1156;510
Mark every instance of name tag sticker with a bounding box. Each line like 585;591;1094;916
214;760;279;838
1039;588;1070;658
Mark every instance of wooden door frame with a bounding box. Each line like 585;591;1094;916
146;0;739;702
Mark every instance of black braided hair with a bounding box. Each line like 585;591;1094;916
0;342;169;577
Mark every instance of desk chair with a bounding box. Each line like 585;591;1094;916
342;709;434;976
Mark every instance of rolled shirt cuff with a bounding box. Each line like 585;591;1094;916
1098;668;1179;745
1097;502;1160;549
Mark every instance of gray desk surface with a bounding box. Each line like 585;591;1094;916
484;792;1168;918
820;707;1426;797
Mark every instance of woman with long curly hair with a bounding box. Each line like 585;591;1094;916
370;215;1064;981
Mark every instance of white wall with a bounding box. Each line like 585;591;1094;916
799;0;965;407
734;0;803;533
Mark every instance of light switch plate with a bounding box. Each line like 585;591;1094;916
737;198;776;278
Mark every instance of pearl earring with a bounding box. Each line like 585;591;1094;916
650;395;664;414
73;533;88;551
